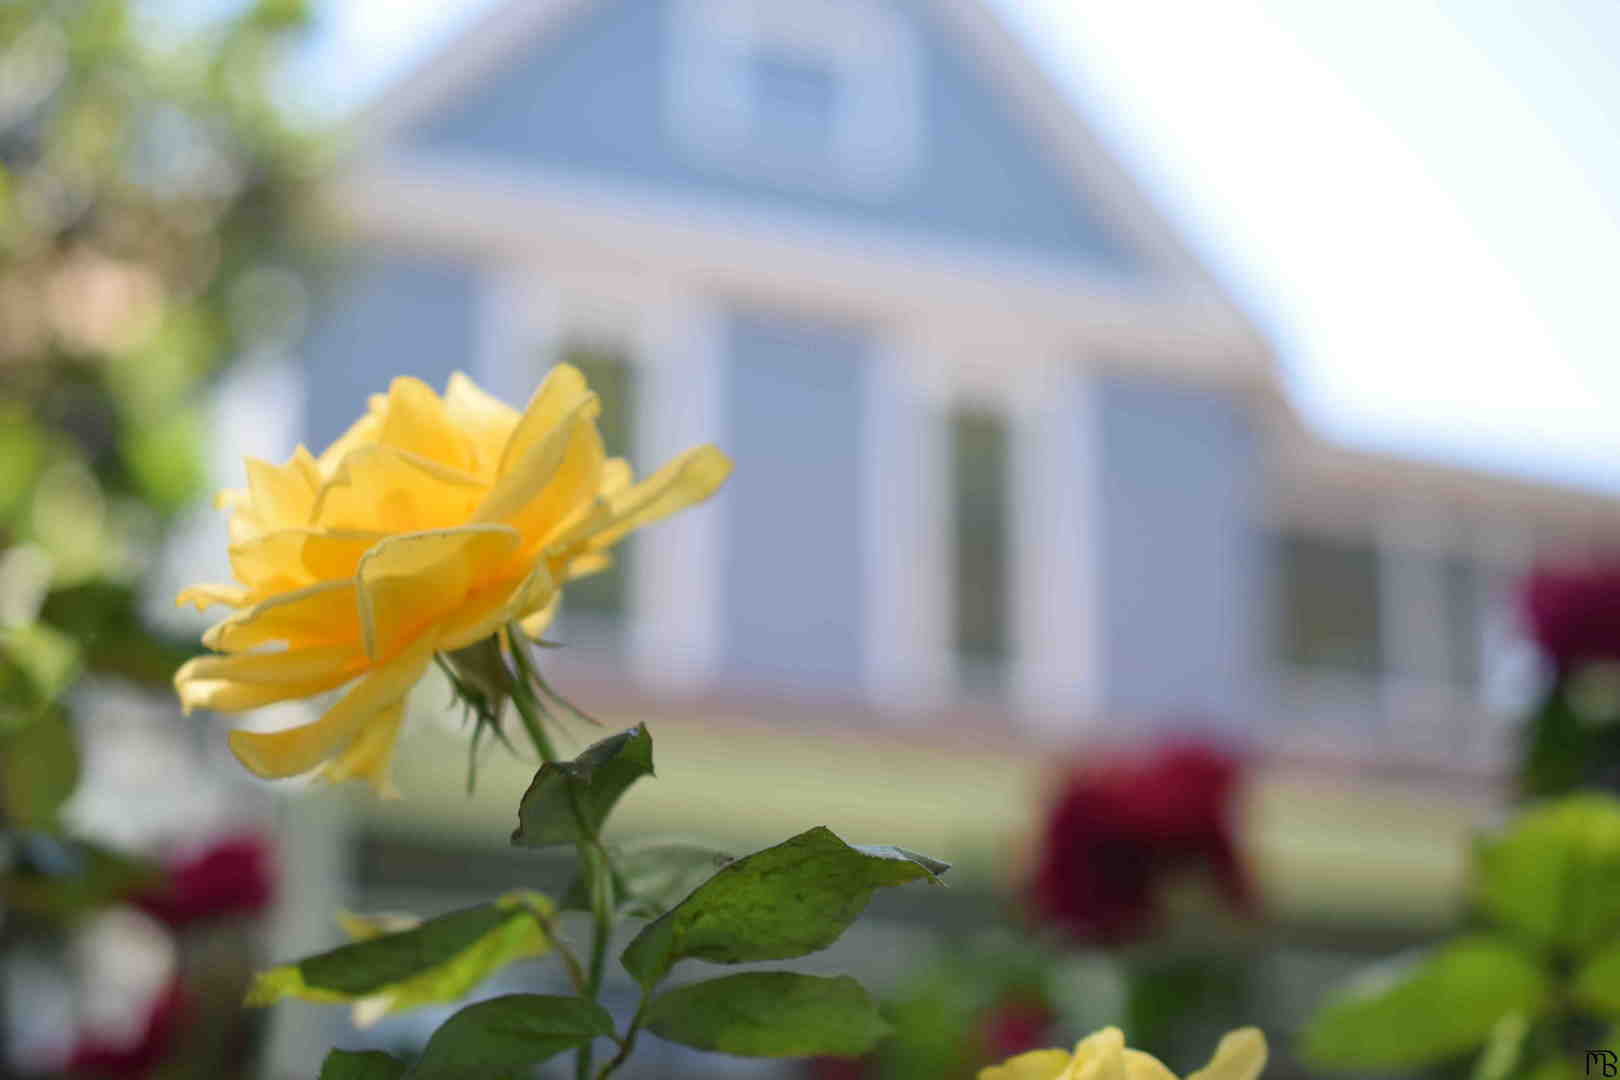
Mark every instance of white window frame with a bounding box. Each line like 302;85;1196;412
666;0;923;198
890;338;1098;728
476;267;727;694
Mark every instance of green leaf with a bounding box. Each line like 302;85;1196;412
1574;940;1620;1016
645;972;892;1058
511;725;654;849
1476;793;1620;950
1;710;78;828
412;994;614;1079
1471;1012;1530;1080
1299;937;1551;1071
620;826;947;987
318;1049;406;1080
247;891;553;1024
562;842;733;920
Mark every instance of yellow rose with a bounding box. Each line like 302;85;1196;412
174;367;730;795
981;1027;1267;1080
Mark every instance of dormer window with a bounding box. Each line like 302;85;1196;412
749;46;839;157
667;0;922;198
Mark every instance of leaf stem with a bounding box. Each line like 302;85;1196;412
595;987;652;1080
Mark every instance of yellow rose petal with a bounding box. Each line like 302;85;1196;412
355;525;521;661
1188;1029;1267;1080
980;1050;1076;1080
176;583;253;611
202;580;362;653
227;636;433;780
312;445;484;534
377;376;474;474
1124;1050;1180;1080
476;392;597;528
586;444;733;551
245;455;319;533
319;699;406;797
1063;1028;1128;1080
445;371;520;477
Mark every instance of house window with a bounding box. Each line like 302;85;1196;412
667;0;921;197
554;344;634;626
750;47;839;156
1443;555;1481;691
1275;533;1381;676
951;407;1009;692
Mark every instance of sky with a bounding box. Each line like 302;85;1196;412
279;0;1620;494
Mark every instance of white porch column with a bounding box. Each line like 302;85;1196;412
628;289;727;695
862;329;952;713
1010;359;1102;730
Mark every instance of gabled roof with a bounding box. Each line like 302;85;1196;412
351;0;1243;310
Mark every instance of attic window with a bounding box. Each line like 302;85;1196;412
750;47;839;155
667;0;921;197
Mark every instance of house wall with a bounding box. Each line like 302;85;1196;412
718;305;869;697
301;255;480;450
1096;376;1264;731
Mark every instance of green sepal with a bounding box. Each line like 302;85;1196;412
246;891;554;1024
318;1049;406;1080
1475;793;1620;951
411;993;614;1079
645;971;892;1058
620;825;947;987
511;725;654;849
1299;936;1551;1071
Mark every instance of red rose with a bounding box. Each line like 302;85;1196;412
67;978;186;1077
135;833;274;928
1028;740;1252;944
976;994;1055;1062
1523;564;1620;669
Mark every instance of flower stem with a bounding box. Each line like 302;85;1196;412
505;624;618;1080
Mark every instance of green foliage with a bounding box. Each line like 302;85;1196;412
645;972;892;1058
411;994;614;1079
511;724;654;848
1304;793;1620;1077
318;1050;407;1080
0;709;78;828
562;840;734;920
248;892;555;1023
0;837;156;920
1574;941;1620;1017
621;825;948;987
1475;794;1620;951
1300;938;1550;1070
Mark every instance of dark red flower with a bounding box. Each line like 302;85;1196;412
135;833;274;928
805;1056;872;1080
67;978;186;1077
1028;740;1252;944
976;994;1055;1062
1523;564;1620;669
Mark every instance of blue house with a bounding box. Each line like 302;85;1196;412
301;0;1615;775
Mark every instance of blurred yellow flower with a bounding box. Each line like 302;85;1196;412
980;1027;1267;1080
174;368;731;795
